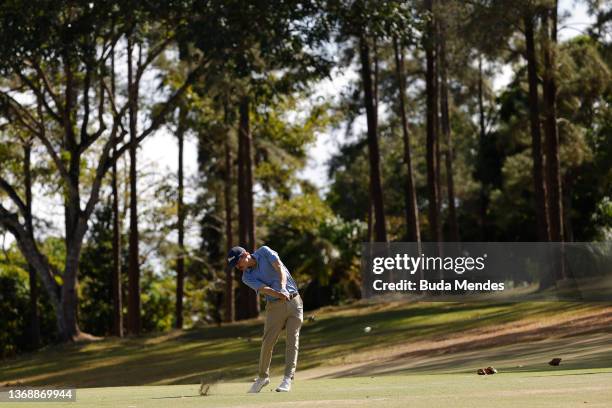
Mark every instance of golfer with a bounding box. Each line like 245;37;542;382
227;245;303;393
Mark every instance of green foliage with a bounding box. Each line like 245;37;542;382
141;271;175;332
328;0;416;41
254;96;335;197
0;0;190;71
326;139;370;222
40;238;66;285
592;197;612;240
78;205;117;336
79;198;184;335
261;193;363;308
482;31;612;241
0;261;29;358
0;245;56;356
186;0;333;98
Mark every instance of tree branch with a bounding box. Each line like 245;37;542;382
0;176;28;217
62;53;77;150
0;89;41;130
83;120;125;219
134;61;207;143
80;76;108;153
14;66;62;123
0;203;60;299
135;35;177;82
86;56;206;227
27;59;63;113
100;30;124;64
0;204;21;238
101;78;130;137
80;64;93;146
33;124;71;186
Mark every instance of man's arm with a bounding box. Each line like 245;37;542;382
259;285;290;301
259;246;288;294
271;260;287;292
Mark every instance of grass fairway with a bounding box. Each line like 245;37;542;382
1;300;611;407
4;370;612;408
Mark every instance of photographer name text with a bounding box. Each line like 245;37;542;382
372;279;505;292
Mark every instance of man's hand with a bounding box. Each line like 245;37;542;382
277;291;290;302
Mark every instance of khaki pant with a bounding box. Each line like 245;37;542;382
258;294;303;379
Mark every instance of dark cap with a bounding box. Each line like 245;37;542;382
227;246;246;269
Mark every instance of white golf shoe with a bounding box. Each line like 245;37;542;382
247;377;270;393
275;376;292;392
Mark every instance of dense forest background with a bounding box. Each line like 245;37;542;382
0;0;610;357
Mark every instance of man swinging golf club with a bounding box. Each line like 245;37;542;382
227;245;303;393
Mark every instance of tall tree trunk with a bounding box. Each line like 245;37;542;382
61;242;82;341
23;143;40;348
362;182;374;298
366;187;374;243
434;19;443;242
358;34;387;243
563;174;573;242
524;11;551;242
425;0;441;243
175;105;186;329
61;56;83;341
61;162;85;341
237;100;247;250
111;143;123;337
224;107;234;323
236;99;247;321
236;96;259;319
373;38;379;118
438;22;459;242
110;46;123;337
393;37;421;243
541;1;566;284
244;97;259;318
477;55;488;241
243;103;257;256
542;2;564;244
127;38;141;335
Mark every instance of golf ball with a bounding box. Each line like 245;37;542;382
364;326;371;333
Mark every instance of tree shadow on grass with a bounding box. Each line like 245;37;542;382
0;301;608;387
319;329;612;378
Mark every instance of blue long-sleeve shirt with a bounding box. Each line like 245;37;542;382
241;246;298;302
